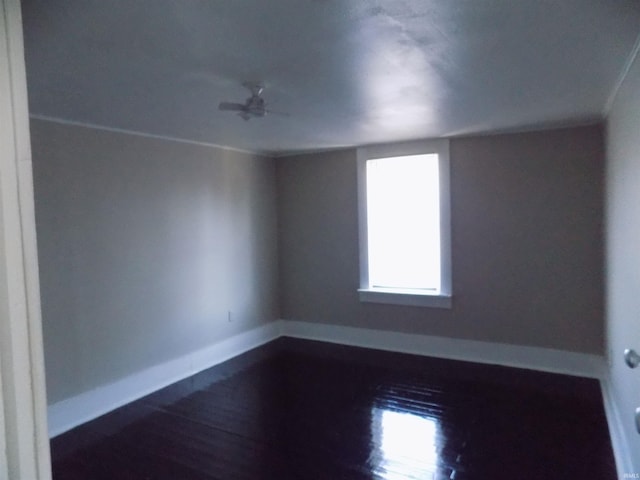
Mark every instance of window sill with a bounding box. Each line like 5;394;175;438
357;288;452;309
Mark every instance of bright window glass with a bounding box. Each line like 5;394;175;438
366;154;441;291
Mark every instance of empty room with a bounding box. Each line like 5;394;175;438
1;0;640;479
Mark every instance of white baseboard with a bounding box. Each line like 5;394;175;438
600;375;636;478
47;320;284;437
281;320;606;379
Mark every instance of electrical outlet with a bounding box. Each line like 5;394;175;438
636;407;640;434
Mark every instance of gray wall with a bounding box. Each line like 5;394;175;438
606;50;640;470
277;125;605;354
31;119;279;404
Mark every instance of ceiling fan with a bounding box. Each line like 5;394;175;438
218;82;287;121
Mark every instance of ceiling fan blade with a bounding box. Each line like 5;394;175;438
218;102;246;112
265;109;290;118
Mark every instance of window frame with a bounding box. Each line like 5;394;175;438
357;139;452;309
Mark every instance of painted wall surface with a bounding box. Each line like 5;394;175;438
606;50;640;472
31;119;279;404
277;126;605;354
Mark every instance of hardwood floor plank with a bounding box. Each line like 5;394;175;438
51;339;616;479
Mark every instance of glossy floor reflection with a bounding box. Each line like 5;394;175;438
51;339;616;479
372;408;439;478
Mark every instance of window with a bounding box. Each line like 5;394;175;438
357;139;451;308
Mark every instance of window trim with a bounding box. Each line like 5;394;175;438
357;139;452;309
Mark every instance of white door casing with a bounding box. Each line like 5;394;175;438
0;0;52;478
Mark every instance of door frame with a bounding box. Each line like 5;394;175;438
0;0;51;478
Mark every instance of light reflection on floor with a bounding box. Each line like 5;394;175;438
371;408;440;479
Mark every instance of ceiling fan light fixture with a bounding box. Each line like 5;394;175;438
218;81;288;121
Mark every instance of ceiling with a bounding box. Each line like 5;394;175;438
22;0;640;156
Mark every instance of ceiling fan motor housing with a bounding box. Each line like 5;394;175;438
247;95;266;116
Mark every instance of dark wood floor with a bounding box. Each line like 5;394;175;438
51;338;616;479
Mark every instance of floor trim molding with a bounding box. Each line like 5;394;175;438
281;320;606;379
47;321;283;437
